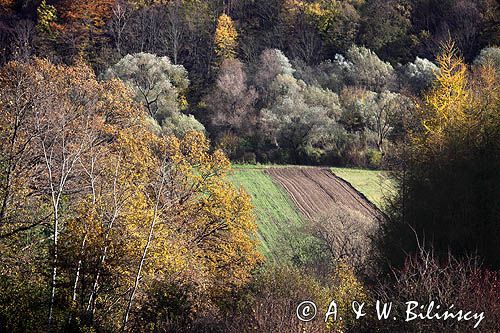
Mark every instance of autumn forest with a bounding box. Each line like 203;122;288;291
0;0;499;332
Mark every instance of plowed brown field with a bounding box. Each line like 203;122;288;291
265;168;382;222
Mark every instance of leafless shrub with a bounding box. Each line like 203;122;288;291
11;20;35;61
374;248;500;332
310;208;377;275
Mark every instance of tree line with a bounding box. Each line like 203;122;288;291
0;0;498;166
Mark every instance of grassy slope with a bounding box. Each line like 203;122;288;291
331;167;395;209
229;165;395;262
228;169;311;262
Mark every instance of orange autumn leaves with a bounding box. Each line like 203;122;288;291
34;0;115;39
56;0;115;28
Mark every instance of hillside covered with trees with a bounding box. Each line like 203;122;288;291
1;0;498;167
0;0;499;332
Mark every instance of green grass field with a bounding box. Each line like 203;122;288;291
228;168;319;263
232;164;396;208
229;165;396;262
331;167;395;208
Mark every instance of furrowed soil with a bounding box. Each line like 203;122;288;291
265;167;382;222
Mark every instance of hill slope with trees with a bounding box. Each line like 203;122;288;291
0;0;499;332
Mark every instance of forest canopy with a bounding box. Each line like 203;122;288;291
0;0;498;166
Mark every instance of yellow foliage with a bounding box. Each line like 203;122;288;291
36;0;57;33
422;41;470;137
104;130;260;318
419;41;500;152
214;14;238;60
0;57;261;329
159;131;262;300
328;260;368;332
285;0;341;32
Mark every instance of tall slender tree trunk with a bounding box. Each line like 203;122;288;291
86;161;121;320
122;174;165;331
72;236;86;302
86;213;117;316
48;200;59;329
